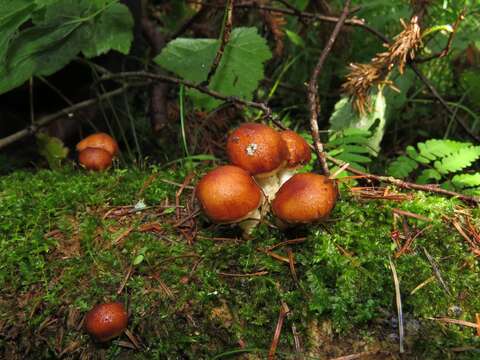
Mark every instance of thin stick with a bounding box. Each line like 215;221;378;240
422;246;451;296
308;0;351;176
268;303;289;360
203;0;234;86
96;71;271;117
0;86;127;150
218;271;269;277
389;258;404;353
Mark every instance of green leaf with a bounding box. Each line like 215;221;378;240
155;27;272;110
81;3;134;57
0;0;134;94
329;90;386;154
417;169;442;184
0;1;37;64
387;155;418;178
434;146;480;174
452;173;480;188
285;29;305;48
133;254;144;266
36;132;69;170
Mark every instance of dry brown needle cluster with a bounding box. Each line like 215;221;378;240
342;16;422;114
256;0;287;56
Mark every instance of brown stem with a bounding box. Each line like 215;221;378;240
308;0;351;176
202;0;234;86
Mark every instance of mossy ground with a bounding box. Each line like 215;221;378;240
1;165;480;359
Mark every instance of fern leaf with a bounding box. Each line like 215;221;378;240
417;169;442;184
452;173;480;188
434;146;480;174
387;156;418;178
422;139;472;158
406;145;430;164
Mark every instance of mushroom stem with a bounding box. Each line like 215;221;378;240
238;208;262;239
277;168;296;186
255;175;280;202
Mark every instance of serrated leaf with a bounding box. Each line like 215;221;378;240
0;0;134;95
81;3;133;57
387;155;418;178
417;169;442;184
420;139;471;160
337;152;371;164
155;27;272;110
434;146;480;174
0;1;36;64
452;173;480;188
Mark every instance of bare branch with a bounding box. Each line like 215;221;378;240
308;0;351;176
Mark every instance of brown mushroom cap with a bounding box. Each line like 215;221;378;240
272;173;336;224
78;147;113;171
280;130;311;168
226;123;288;177
84;302;128;342
76;133;119;157
196;165;262;223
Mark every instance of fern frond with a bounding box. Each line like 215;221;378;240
387;155;418;178
417;169;442;184
452;173;480;188
434;146;480;174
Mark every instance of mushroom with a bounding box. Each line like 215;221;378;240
226;123;288;201
78;147;113;171
76;132;119;157
272;173;336;226
277;130;312;186
84;302;128;342
196;165;263;237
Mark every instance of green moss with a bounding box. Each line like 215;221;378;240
1;168;479;358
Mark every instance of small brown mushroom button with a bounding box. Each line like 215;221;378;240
196;165;263;236
84;302;128;342
76;132;119;157
226;123;288;200
278;130;312;185
272;173;336;224
78;147;113;171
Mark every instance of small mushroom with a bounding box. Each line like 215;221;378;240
78;147;113;171
84;302;128;342
76;132;119;157
226;123;288;201
277;130;312;185
196;165;263;237
272;173;336;225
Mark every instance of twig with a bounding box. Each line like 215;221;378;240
308;0;351;176
422;246;451;296
218;271;269;277
96;71;272;117
392;208;432;222
415;9;466;63
202;0;234;86
287;249;299;287
389;258;404;354
0;86;127;150
268;302;289;360
427;317;478;329
328;351;382;360
267;237;307;251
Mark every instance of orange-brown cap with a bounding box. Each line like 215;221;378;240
226;123;288;177
196;165;262;223
84;302;128;342
272;173;336;224
76;133;119;157
280;130;311;168
78;147;113;171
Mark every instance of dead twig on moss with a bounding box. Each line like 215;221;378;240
308;0;351;176
389;258;404;354
268;302;290;360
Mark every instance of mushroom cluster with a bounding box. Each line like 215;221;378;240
76;133;119;171
196;123;337;237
